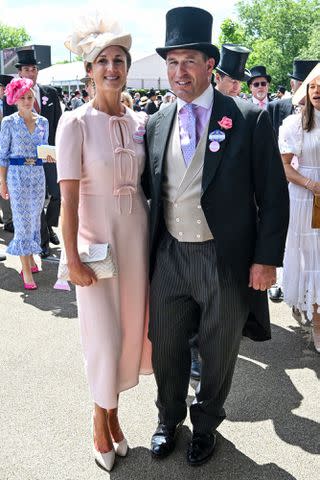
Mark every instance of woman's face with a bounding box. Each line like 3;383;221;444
308;75;320;110
89;46;128;94
16;90;35;111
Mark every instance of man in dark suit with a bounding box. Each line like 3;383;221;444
215;44;251;97
267;59;319;138
145;7;289;467
145;88;159;115
3;49;62;257
247;65;272;109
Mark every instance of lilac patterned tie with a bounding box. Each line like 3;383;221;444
180;103;196;167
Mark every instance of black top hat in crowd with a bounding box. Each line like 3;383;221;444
15;49;40;68
148;88;156;98
288;59;319;82
247;65;271;85
0;74;14;87
277;85;286;94
156;7;220;65
216;44;251;82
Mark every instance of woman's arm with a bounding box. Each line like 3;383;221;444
60;179;97;287
282;153;320;194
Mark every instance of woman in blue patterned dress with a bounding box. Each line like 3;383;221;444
0;78;49;289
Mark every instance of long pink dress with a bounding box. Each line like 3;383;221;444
56;103;152;409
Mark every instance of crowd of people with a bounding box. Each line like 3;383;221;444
0;5;319;473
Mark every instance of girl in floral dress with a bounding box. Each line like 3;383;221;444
0;78;49;289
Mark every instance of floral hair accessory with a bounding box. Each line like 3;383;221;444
5;77;33;105
218;116;232;130
133;125;146;144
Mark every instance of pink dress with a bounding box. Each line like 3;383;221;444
56;103;152;409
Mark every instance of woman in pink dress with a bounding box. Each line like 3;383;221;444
56;14;152;472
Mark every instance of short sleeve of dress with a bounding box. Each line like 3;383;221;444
56;112;83;181
0;117;12;167
278;113;303;157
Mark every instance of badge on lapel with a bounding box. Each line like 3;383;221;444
208;116;232;152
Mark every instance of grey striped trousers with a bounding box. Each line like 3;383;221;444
149;232;249;433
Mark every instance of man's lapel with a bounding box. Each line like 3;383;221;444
202;90;234;193
153;103;176;175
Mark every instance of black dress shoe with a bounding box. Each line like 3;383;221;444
48;227;60;245
187;432;217;466
268;285;283;302
190;347;201;381
40;246;51;259
150;423;178;458
4;221;14;233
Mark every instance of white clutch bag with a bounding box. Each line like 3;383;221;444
58;243;117;281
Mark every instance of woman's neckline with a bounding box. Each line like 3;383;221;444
88;101;128;118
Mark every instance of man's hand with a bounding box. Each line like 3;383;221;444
249;263;276;291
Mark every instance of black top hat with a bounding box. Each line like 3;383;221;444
216;44;251;82
0;74;14;87
288;59;319;82
277;85;286;94
148;88;156;98
156;7;220;65
15;49;40;68
247;65;271;85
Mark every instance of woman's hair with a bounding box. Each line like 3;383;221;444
85;47;132;74
121;91;133;109
302;84;315;133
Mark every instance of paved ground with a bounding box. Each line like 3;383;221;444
0;228;319;480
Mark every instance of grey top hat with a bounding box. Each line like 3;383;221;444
216;44;251;82
156;7;220;65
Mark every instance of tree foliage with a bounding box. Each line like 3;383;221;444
219;0;320;90
0;23;30;50
298;23;320;59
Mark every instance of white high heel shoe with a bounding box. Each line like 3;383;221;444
114;438;128;457
93;446;115;471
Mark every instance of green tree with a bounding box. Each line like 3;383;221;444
298;23;320;59
0;23;30;50
219;0;320;89
219;19;246;45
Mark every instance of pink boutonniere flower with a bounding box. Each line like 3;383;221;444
42;96;49;106
218;116;233;130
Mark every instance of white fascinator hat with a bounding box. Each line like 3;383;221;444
64;11;132;63
292;62;320;105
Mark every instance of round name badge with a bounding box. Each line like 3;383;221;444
133;133;144;143
209;140;220;152
209;130;225;143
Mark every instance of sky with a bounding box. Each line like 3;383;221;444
0;0;238;64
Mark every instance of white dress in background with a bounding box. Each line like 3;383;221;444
279;110;320;319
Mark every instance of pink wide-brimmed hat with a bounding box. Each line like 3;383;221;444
5;77;34;105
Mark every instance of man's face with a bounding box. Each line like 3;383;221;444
215;72;241;97
290;78;302;94
19;65;38;86
249;76;269;101
166;49;215;102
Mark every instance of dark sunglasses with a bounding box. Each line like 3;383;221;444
252;81;267;87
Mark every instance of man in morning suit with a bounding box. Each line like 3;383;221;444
267;59;319;139
3;49;62;258
145;7;289;467
215;44;251;97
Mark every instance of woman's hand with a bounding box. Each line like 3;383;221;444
46;155;56;163
0;182;9;200
310;182;320;195
68;260;97;287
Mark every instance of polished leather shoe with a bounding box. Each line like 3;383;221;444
190;347;201;381
187;432;217;466
4;221;14;233
48;226;60;245
268;285;283;302
150;423;178;458
40;246;51;259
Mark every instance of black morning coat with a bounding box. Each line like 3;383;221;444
144;89;289;342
